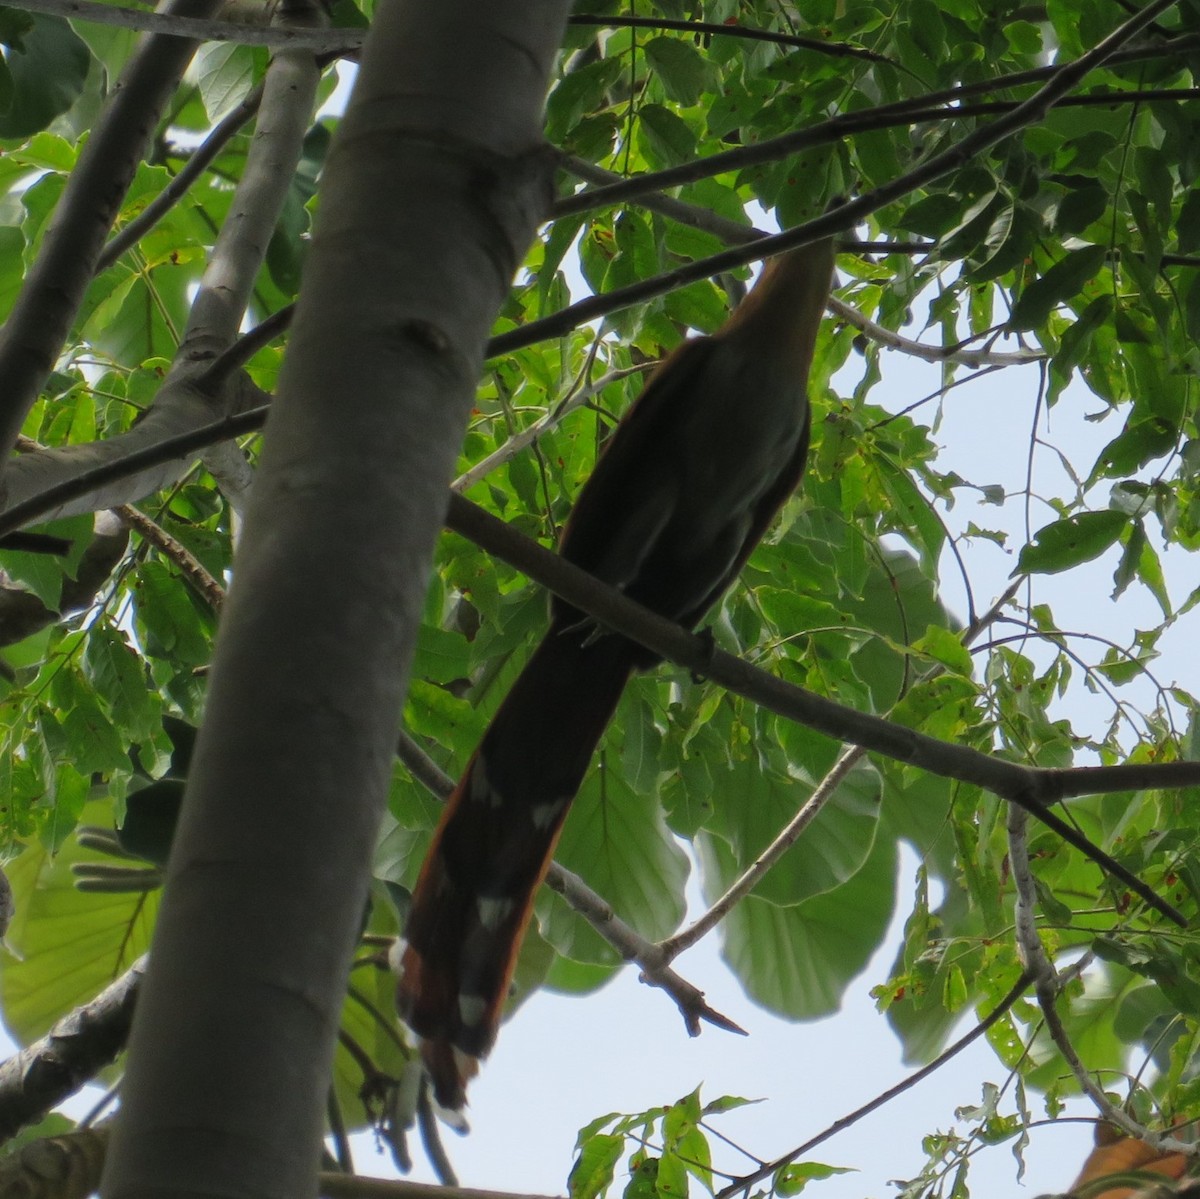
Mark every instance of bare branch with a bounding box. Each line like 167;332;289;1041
658;746;862;962
392;729;744;1038
830;297;1045;367
568;13;894;62
178;6;324;360
0;959;145;1144
0;378;267;529
659;581;1026;960
116;506;225;610
0;401;269;537
416;1085;459;1187
714;970;1034;1199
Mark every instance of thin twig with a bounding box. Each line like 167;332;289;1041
1005;805;1196;1160
555;80;1200;221
0;405;270;539
657;746;862;961
543;865;746;1035
98;84;265;272
452;364;651;493
563;158;1042;369
714;970;1035;1199
659;581;1025;960
568;13;894;62
116;505;225;610
831;297;1045;367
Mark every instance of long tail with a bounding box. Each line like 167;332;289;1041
396;621;637;1112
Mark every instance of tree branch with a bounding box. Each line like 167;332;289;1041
441;493;1189;926
567;13;894;62
554;68;1200;221
0;958;145;1144
1;408;1190;927
452;363;651;493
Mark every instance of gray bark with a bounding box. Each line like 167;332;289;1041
101;1;570;1195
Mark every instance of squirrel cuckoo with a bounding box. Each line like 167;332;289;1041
397;236;837;1114
1069;1125;1192;1199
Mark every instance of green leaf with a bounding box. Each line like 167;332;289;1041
1055;184;1108;236
704;835;896;1019
570;1133;626;1199
1009;244;1108;330
1111;518;1144;601
875;458;945;575
1017;510;1128;575
0;14;90;138
132;562;213;669
776;1162;857;1196
193;41;259;123
911;625;973;677
333;957;411;1135
3;811;157;1045
624;1154;660;1199
1180;189;1200;255
545;57;623;143
637;103;697;168
1090;417;1177;481
643;37;711;106
82;624;157;739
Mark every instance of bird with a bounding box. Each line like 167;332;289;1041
1066;1124;1192;1199
396;235;837;1115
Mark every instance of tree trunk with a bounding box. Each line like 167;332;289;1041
101;2;570;1194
